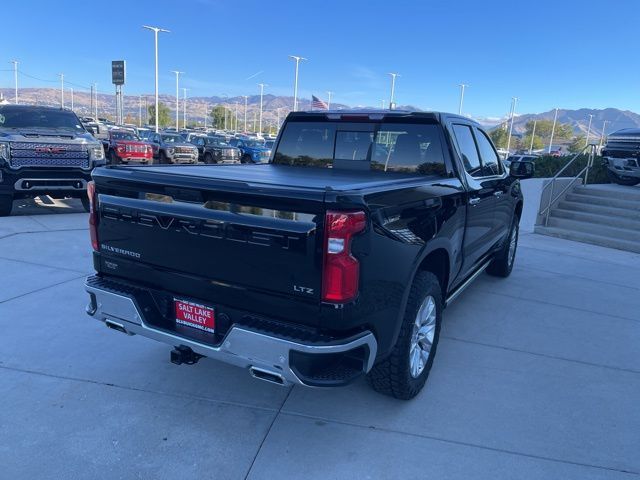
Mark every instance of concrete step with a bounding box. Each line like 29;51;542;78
534;226;640;253
546;217;640;243
573;184;640;202
557;201;640;220
564;193;640;211
550;208;640;230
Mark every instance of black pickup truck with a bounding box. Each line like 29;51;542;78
84;111;533;399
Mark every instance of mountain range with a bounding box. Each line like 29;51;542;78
1;88;638;137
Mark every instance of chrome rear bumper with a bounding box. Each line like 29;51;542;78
85;278;377;387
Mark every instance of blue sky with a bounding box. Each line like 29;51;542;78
1;0;638;118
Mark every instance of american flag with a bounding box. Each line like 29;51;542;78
311;95;328;110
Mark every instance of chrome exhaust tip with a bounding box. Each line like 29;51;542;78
105;319;130;335
249;367;286;386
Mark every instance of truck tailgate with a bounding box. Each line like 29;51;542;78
92;166;326;302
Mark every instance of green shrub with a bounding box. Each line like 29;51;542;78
533;155;609;184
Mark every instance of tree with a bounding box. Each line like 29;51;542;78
524;120;573;141
520;134;544;152
209;105;227;129
489;124;517;151
147;102;171;127
568;135;586;153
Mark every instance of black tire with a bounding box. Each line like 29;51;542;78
80;196;91;212
487;216;519;278
0;195;13;216
607;169;640;186
204;152;215;164
241;154;252;164
367;271;442;400
159;151;168;164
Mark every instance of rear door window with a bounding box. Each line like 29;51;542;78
452;124;482;177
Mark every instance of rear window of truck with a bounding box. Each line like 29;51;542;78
273;121;448;176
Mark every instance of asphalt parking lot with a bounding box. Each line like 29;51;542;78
0;195;638;480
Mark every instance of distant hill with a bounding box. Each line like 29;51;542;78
489;108;640;137
1;89;638;137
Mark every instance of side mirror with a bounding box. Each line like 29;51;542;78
509;160;534;179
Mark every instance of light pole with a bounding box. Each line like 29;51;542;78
458;84;468;115
598;120;608;149
387;72;400;109
70;87;74;111
289;55;306;112
59;73;64;108
258;83;268;136
94;83;98;119
234;102;239;133
171;70;184;130
204;103;208;129
182;88;187;128
10;60;18;104
548;107;559;154
243;96;248;132
529;120;537;154
381;99;386;109
143;25;170;133
506;97;518;155
326;91;333;110
585;114;593;147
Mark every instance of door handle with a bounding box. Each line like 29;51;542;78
469;197;481;206
493;191;504;197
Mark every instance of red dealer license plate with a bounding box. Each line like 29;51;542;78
174;299;215;333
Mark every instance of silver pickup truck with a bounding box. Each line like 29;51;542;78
0;104;106;215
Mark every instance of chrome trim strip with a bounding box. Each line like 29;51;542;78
445;260;491;306
85;280;378;386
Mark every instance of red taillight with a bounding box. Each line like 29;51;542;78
87;181;99;251
322;210;366;303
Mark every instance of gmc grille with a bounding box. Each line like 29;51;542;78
9;142;90;169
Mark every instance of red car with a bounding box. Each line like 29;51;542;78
105;129;153;165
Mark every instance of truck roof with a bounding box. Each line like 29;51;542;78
289;109;477;125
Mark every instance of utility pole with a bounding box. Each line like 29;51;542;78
171;71;184;131
458;84;468;115
387;72;400;109
10;60;18;104
529;120;537;154
143;25;170;132
506;97;518;155
59;73;64;108
289;55;306;112
182;88;187;128
258;83;268;136
585;114;593;146
548;107;559;154
326;91;333;110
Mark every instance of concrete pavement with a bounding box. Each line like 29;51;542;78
0;196;638;479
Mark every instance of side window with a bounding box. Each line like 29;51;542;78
475;128;502;176
452;124;482;177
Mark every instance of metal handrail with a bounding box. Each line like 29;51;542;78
539;144;597;226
